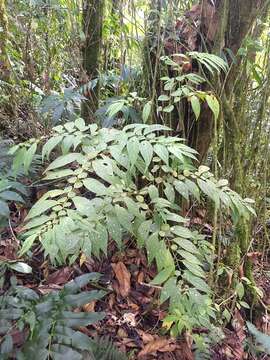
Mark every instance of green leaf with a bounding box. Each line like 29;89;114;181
12;147;27;175
174;180;189;200
143;124;171;135
183;270;210;293
185;179;200;201
74;117;86;131
50;345;81;360
205;94;220;121
247;322;270;354
190;96;201;120
46;153;84;171
151;267;174;285
168;145;184;162
0;335;13;354
92;223;108;257
26;199;58;220
146;232;159;264
92;159;115;184
163;105;174;113
0;190;24;203
44;169;74;180
106;214;122;248
236;282;245;299
197;179;220;206
154;144;169;164
72;197;96;217
182;260;205;278
140;141;153;170
142;101;152;123
24;142;37;174
42;135;63;161
64;290;105;307
65;273;101;292
60;311;105;327
160;277;178;304
158;95;170;101
19;234;38;255
137;220;152;247
115;205;132;231
9;262;32;274
173;238;200;254
123;197;140;217
83;178;108;196
171;226;193;239
127;136;140;167
106;100;125;118
24;215;50;230
164;183;175;203
178;250;202;265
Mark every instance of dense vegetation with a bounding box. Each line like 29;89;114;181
0;0;269;359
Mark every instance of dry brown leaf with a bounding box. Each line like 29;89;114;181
112;261;131;297
177;339;194;360
138;338;171;357
118;313;137;327
117;327;128;338
47;267;72;285
83;300;96;312
136;329;154;344
159;343;177;352
137;271;144;284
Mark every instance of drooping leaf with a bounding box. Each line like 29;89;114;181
140;141;153;171
142;101;152;123
46;153;84;171
205;94;220;121
190;95;201;120
151;267;174;285
26;200;58;220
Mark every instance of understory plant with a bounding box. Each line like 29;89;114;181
11;119;255;341
0;273;126;360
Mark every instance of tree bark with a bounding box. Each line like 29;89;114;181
0;0;10;82
81;0;104;123
145;0;268;161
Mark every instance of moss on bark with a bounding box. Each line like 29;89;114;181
0;0;10;81
81;0;104;123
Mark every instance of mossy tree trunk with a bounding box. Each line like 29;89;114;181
81;0;104;123
144;0;269;296
0;0;10;82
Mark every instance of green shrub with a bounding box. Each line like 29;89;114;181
0;273;126;359
11;119;255;337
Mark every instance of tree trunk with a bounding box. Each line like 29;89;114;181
145;0;268;161
0;0;10;82
81;0;104;123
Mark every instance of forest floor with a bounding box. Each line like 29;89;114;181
1;199;269;359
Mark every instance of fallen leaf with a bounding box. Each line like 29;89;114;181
175;345;194;360
47;267;73;285
112;262;131;297
138;337;171;357
83;300;96;312
120;313;137;327
37;284;62;295
117;327;128;338
136;329;154;344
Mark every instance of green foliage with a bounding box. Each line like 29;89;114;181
10;119;255;339
0;140;28;227
247;322;270;355
11;119;253;264
158;52;227;120
96;92;145;127
40;87;85;125
0;273;126;359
